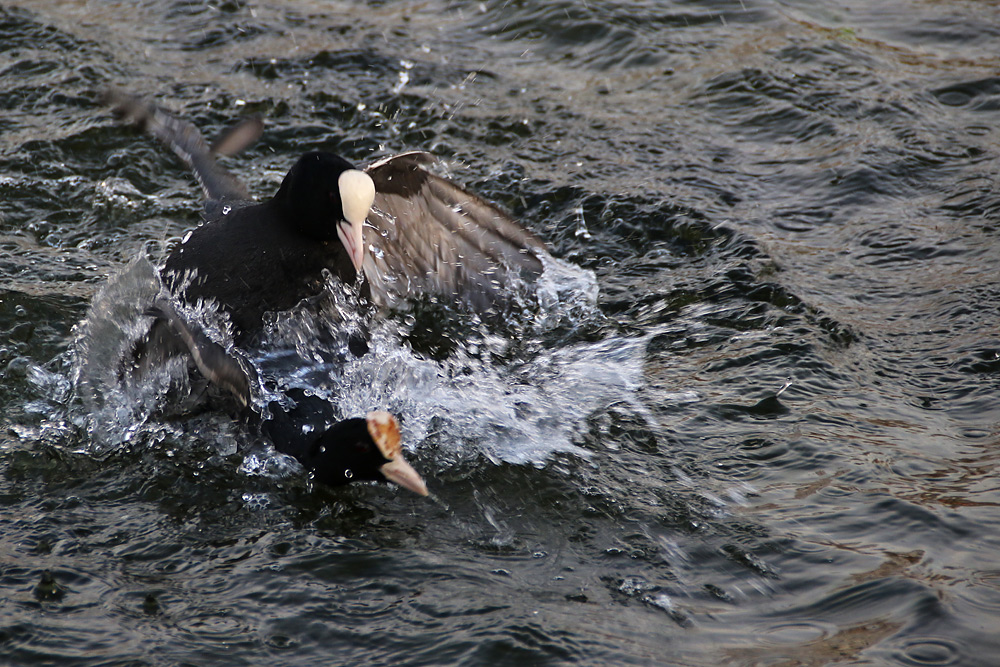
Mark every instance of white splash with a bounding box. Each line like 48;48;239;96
67;244;646;477
259;262;637;468
531;253;600;330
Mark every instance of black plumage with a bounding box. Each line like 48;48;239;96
162;152;365;343
105;91;372;346
145;301;427;495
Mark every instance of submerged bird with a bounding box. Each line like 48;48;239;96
145;300;428;495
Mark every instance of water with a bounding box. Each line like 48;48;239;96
3;0;1000;664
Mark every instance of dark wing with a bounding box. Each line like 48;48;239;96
129;316;190;379
363;152;549;315
143;301;255;407
210;115;265;157
101;88;262;203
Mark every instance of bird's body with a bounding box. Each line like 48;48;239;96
105;90;552;330
145;300;427;495
105;91;373;345
99;89;560;497
162;194;362;345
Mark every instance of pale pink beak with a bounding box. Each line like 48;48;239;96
337;220;364;274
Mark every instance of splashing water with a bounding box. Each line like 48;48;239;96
69;248;629;476
257;256;624;468
532;253;602;330
71;256;175;450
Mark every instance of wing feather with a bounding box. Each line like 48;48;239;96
363;153;547;314
102;88;260;203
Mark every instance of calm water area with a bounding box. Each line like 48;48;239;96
2;1;1000;664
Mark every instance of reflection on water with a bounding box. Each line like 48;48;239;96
3;0;1000;664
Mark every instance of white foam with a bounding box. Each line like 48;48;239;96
531;253;600;329
252;251;621;468
68;246;647;475
276;315;653;467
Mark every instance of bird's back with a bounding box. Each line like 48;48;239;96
162;203;357;343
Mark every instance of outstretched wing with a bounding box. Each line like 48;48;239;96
143;301;255;407
362;152;548;315
102;88;262;204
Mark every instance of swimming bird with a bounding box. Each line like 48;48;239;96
103;90;553;334
104;90;376;346
145;300;428;495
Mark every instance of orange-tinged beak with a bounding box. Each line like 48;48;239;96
379;457;429;496
366;410;428;496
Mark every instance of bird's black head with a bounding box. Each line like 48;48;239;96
303;411;428;495
272;151;374;273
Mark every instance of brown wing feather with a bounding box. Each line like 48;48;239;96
102;88;259;203
363;153;547;314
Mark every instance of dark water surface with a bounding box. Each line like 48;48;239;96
3;1;1000;664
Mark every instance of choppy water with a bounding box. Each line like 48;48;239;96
3;1;1000;664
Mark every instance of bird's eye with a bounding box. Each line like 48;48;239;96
344;469;353;479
